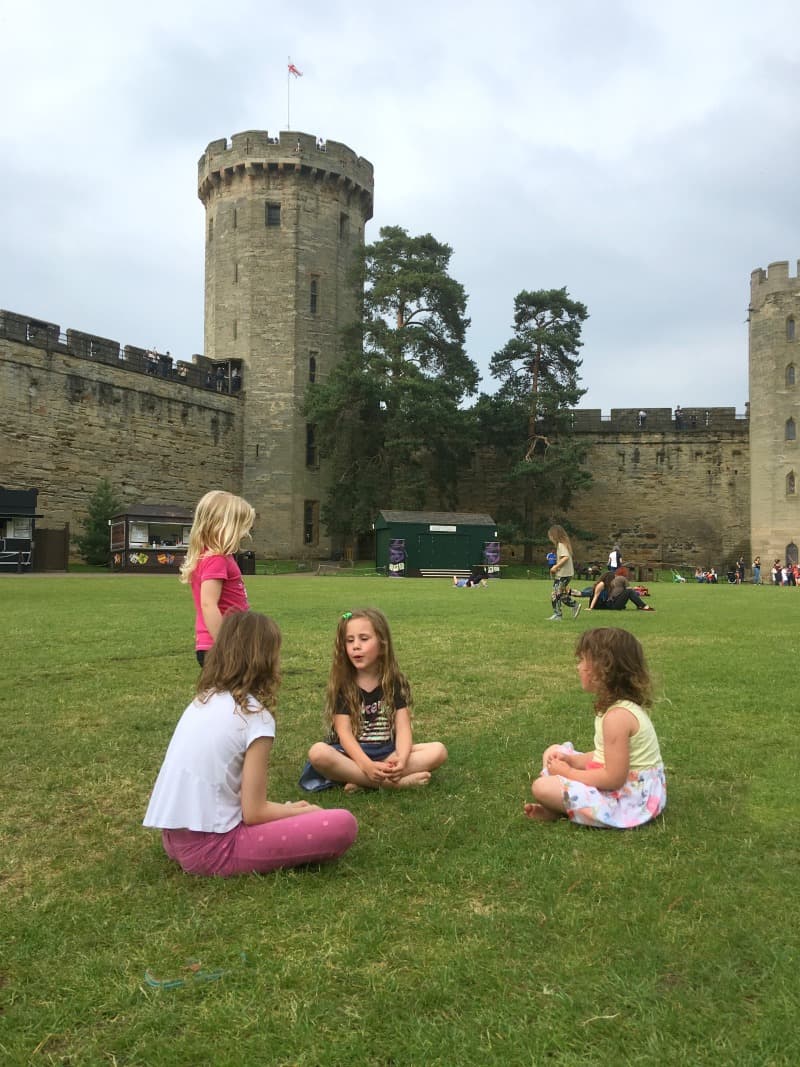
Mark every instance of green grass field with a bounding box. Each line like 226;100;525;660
1;574;798;1066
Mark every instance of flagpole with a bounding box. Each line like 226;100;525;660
287;55;291;129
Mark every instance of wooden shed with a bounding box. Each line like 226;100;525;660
0;487;41;571
374;510;499;578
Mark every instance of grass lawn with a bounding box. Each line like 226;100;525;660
1;574;798;1066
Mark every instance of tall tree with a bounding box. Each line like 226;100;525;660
306;226;478;548
486;287;591;559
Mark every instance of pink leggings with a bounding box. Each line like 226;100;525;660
162;808;358;877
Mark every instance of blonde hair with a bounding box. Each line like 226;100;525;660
324;608;411;737
548;524;573;556
179;490;255;583
197;611;281;715
575;628;653;714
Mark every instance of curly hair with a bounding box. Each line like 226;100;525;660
575;627;653;714
324;608;411;737
548;524;574;557
197;611;281;715
179;490;255;584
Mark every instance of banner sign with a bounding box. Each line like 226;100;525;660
483;541;501;578
389;538;406;577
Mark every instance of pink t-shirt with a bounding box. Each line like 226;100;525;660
191;553;249;651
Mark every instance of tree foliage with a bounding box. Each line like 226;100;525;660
482;288;591;556
74;478;122;565
306;226;478;546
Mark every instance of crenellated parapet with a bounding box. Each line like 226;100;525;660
197;130;374;219
568;407;747;434
750;260;800;310
0;308;241;395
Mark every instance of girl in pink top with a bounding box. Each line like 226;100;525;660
179;490;255;665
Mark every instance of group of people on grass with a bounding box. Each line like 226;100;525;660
143;491;667;878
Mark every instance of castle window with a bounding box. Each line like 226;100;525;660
233;206;238;229
339;213;349;240
788;542;799;564
233;262;239;284
306;423;318;467
787;472;796;495
208;217;213;241
304;500;319;545
309;352;318;383
788;317;796;342
787;364;796;387
266;202;281;227
786;418;796;441
310;277;319;315
233;320;238;340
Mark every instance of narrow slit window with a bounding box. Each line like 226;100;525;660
788;317;796;342
310;278;318;315
266;202;281;227
786;418;796;441
787;364;795;386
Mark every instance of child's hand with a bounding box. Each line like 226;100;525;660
383;755;407;780
361;761;389;785
286;800;321;812
547;756;573;777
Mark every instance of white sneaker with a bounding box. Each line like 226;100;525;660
548;613;562;621
572;603;582;619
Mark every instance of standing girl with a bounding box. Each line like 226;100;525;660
524;627;666;828
180;490;255;665
301;608;447;792
143;611;358;876
547;524;581;621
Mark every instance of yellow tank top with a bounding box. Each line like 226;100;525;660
592;699;662;770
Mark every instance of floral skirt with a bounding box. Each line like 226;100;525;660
543;743;667;829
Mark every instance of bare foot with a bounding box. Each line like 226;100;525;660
343;782;362;795
523;802;560;822
385;771;431;789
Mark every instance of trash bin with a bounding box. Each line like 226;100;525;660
236;550;256;575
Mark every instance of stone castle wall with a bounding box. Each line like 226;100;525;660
1;319;242;533
458;410;750;569
0;313;750;567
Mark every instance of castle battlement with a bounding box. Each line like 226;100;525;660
750;260;800;309
198;130;374;217
0;309;240;395
569;407;747;434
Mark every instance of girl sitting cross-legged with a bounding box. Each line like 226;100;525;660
143;611;358;876
300;608;447;793
524;627;666;829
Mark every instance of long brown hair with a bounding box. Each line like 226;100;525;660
548;524;573;556
575;627;653;714
197;611;281;714
324;608;411;736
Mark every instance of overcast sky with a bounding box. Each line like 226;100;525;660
3;0;799;414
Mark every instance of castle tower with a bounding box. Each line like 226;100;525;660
198;131;374;557
749;260;800;565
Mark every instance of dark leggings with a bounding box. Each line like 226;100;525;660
608;589;647;610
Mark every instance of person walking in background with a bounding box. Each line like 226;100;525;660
752;556;761;585
301;608;447;793
524;628;666;828
143;611;358;877
179;490;255;665
608;544;622;573
547;525;581;621
735;556;746;585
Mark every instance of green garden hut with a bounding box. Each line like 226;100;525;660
375;510;499;578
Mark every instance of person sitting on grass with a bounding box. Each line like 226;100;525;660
524;627;667;828
587;571;654;611
300;608;447;794
143;611;358;877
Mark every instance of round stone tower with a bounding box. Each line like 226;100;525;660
749;260;800;565
198;130;374;557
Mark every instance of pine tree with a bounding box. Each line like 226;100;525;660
74;478;122;566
